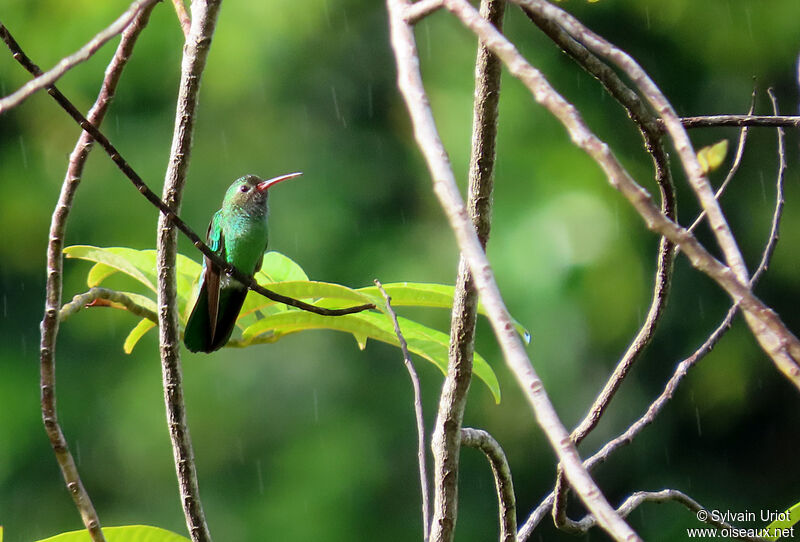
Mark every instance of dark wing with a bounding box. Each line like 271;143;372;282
205;210;225;344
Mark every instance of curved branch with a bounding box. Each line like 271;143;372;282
35;4;157;540
0;0;159;114
461;428;517;542
430;0;504;540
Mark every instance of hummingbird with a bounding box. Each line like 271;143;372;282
183;172;302;353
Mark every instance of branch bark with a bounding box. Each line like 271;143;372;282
429;0;504;540
35;4;157;540
156;1;222;540
461;428;517;542
388;1;641;540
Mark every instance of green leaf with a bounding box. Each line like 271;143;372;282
239;280;374;320
124;319;156;354
696;139;729;174
764;502;800;541
241;310;501;402
34;525;190;542
256;251;309;282
65;246;156;291
358;282;531;343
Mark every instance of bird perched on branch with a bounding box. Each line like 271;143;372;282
184;172;302;353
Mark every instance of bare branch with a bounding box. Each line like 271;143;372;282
172;0;192;37
0;25;374;319
375;280;430;541
60;288;157;323
0;0;159;114
461;428;517;542
679;114;800;129
36;4;157;540
387;0;640;539
405;0;444;24
430;0;504;540
564;489;761;540
156;1;223;539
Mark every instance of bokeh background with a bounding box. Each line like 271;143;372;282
1;1;799;540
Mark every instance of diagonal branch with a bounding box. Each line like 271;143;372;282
461;428;517;542
375;280;430;541
0;0;159;114
518;90;789;540
429;0;504;540
437;0;800;390
156;1;222;539
0;23;374;319
387;0;641;540
36;4;157;541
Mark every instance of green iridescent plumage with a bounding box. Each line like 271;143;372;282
184;172;301;353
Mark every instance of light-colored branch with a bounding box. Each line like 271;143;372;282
35;5;156;540
172;0;192;37
568;489;760;540
515;0;800;389
461;428;517;542
439;0;800;390
387;1;640;540
0;0;158;114
375;280;430;541
156;2;222;540
519;104;788;539
60;288;157;323
429;0;504;540
405;0;444;24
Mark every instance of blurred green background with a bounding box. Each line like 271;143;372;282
1;1;799;540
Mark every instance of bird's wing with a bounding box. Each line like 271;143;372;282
205;210;225;344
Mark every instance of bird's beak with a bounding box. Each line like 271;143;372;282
256;172;303;192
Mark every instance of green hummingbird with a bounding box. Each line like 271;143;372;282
183;172;302;353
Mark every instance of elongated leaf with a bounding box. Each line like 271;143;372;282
34;525;190;542
358;282;531;343
65;246;156;291
256;251;309;282
764;502;800;541
124;319;156;354
241;310;501;402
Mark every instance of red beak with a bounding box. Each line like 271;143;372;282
256;171;303;192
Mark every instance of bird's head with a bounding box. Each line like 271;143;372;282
223;172;302;215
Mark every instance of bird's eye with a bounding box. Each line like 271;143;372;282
239;185;250;193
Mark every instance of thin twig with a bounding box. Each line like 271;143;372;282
679;114;800;129
375;280;430;541
387;1;640;540
430;0;504;540
172;0;192;37
60;288;157;323
518;95;788;539
36;4;157;540
688;91;756;234
157;1;222;540
461;428;517;542
0;24;374;319
0;0;158;114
